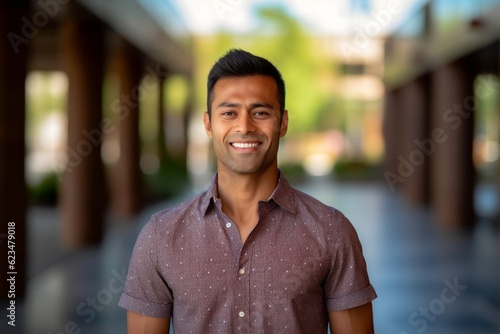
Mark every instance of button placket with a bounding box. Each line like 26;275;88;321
234;243;252;332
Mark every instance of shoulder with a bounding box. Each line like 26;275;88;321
276;175;347;224
291;187;349;224
141;189;210;238
288;186;360;244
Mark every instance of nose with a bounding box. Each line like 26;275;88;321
235;112;256;134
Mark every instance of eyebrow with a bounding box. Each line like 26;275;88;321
215;102;275;110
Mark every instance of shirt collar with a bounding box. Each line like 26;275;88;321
267;171;296;214
198;174;219;216
199;171;297;216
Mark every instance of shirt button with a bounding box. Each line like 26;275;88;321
238;311;245;317
239;268;245;275
226;222;231;228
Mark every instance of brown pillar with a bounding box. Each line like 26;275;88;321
382;88;404;192
60;17;107;247
0;0;30;298
430;60;475;230
111;41;143;216
181;78;195;167
400;76;430;205
157;73;168;170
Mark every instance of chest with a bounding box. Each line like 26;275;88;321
157;216;330;308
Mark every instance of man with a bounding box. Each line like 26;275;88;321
119;49;377;333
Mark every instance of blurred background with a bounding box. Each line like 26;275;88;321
0;0;499;333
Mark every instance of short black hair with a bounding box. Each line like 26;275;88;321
207;49;285;117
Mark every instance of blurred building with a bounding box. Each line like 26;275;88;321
321;35;385;162
278;35;386;177
1;0;193;296
383;0;500;230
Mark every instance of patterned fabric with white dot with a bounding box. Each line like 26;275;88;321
118;173;377;333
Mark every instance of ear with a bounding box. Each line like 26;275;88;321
279;110;288;138
203;112;213;138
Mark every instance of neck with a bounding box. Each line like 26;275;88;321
216;167;279;242
217;168;279;209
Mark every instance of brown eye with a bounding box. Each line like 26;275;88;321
254;111;270;117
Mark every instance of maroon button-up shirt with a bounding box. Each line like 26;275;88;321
119;174;376;333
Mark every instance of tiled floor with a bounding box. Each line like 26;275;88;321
1;177;499;334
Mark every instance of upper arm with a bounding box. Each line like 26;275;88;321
328;302;374;334
127;311;170;334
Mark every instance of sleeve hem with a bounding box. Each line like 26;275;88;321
325;284;377;312
118;292;172;318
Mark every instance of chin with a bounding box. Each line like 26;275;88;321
230;164;275;176
229;167;260;175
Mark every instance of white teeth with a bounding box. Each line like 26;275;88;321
232;142;259;148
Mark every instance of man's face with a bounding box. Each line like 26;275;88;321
204;75;288;176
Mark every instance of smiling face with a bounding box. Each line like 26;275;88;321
204;75;288;177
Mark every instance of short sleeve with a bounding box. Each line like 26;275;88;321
118;216;173;318
324;212;377;311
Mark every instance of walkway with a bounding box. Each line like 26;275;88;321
1;177;499;334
